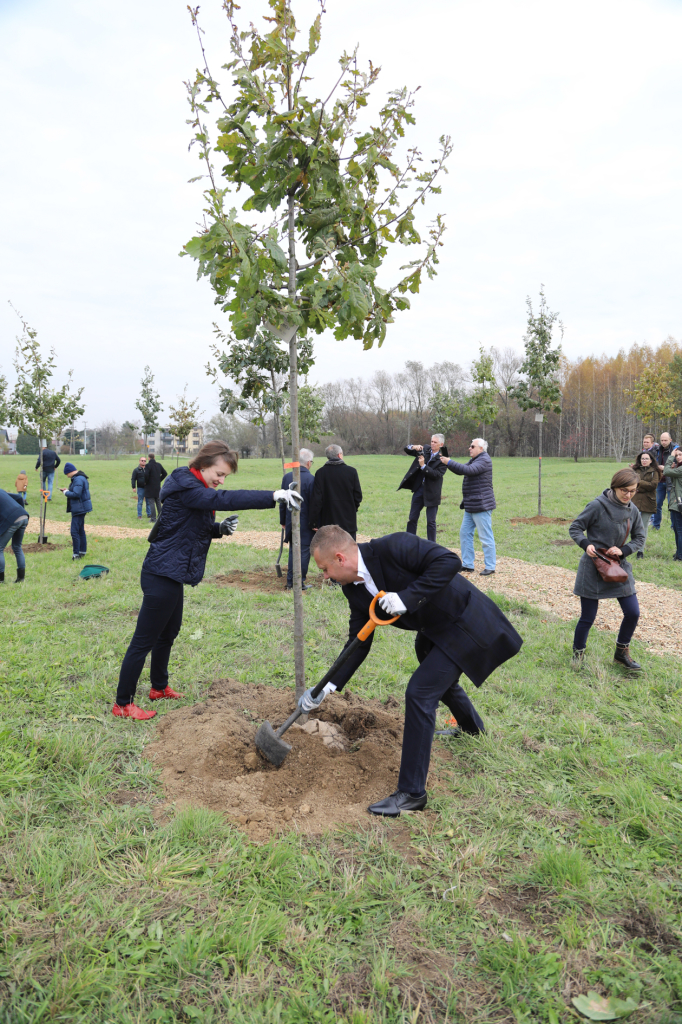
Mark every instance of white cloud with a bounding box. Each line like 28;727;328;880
1;0;681;424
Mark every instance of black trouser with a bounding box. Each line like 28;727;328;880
398;634;485;797
406;491;438;542
70;514;87;555
147;497;162;521
573;594;640;650
670;510;682;558
116;570;183;705
287;527;313;587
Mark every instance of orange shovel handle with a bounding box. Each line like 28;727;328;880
357;590;401;641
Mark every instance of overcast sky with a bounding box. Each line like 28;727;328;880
1;0;681;428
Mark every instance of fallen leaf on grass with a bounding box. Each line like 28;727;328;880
189;629;204;640
571;991;638;1020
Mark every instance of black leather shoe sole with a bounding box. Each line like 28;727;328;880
459;566;474;572
367;793;427;817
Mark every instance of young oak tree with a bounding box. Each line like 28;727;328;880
167;386;202;466
9;310;85;543
470;346;498;439
510;288;563;515
135;366;164;450
183;0;450;696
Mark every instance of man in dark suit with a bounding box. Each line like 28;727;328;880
304;525;523;817
309;445;362;539
399;434;448;542
280;448;316;591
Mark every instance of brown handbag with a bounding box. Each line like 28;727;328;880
590;517;630;584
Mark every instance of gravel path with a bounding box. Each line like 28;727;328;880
29;522;679;658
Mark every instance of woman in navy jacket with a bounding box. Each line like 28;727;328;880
113;440;302;720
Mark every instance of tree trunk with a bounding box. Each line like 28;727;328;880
38;437;46;544
286;34;305;700
537;419;542;516
271;368;286;473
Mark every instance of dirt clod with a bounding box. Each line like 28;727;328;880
144;678;405;839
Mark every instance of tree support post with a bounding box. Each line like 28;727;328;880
535;413;544;516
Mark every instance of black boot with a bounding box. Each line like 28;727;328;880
15;568;25;584
0;571;4;583
636;551;644;559
571;647;586;669
614;643;642;672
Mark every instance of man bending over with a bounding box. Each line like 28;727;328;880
304;526;523;817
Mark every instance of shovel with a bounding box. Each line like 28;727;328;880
255;590;400;766
275;528;285;578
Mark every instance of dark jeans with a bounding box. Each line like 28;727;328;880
398;635;485;797
406;491;438;543
573;594;640;650
70;514;87;555
651;481;668;528
116;570;184;705
670;510;682;558
287;528;313;587
147;497;162;521
0;517;28;572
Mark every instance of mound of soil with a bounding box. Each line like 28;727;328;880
144;679;406;840
4;542;63;553
210;568;323;594
510;516;571;526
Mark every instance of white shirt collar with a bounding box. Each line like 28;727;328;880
353;548;378;596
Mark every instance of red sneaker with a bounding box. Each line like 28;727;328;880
111;703;157;720
149;686;185;701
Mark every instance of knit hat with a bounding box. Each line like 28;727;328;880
63;462;77;474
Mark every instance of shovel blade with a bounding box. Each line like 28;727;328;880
255;721;292;767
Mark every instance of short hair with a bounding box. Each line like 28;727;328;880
299;448;314;464
472;437;488;452
310;524;356;558
431;433;445;445
325;444;343;458
643;434;654;442
611;467;638;490
189;440;239;474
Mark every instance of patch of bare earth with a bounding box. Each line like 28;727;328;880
209;568;324;595
144;679;410;840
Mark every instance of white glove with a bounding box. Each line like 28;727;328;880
273;488;303;511
298;682;336;713
378;592;407;616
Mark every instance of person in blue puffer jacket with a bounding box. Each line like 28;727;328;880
113;440;303;721
59;463;93;561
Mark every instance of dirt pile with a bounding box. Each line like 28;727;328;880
510;515;571;526
144;679;406;839
210;568;324;594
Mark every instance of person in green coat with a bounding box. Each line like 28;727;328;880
663;448;682;560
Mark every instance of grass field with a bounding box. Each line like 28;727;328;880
2;454;682;1022
3;453;682;590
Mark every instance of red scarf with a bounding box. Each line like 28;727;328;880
190;465;215;519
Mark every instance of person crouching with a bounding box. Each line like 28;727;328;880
113;441;302;720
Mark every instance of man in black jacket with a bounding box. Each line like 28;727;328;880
35;446;61;501
280;448;316;590
304;525;523;817
131;456;148;519
144;454;167;522
309;445;362;539
651;431;678;530
399;434;448;542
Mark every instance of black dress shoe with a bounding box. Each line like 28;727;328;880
479;568;495;576
367;790;427;817
459;566;474;573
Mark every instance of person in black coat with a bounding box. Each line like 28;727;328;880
143;454;167;521
279;448;316;590
398;434;448;542
309;445;362;538
305;526;523;817
35;446;61;501
113;441;303;721
131;456;148;519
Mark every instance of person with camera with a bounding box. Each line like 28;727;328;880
399;435;448;542
663;447;682;561
569;468;645;672
112;441;303;720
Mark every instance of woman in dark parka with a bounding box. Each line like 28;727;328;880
569;467;645;672
631;451;662;558
113;441;302;720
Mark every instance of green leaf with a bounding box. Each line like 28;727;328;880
264;237;288;271
571;992;638;1020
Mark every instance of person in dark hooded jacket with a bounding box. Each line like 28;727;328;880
113;440;303;720
59;463;92;560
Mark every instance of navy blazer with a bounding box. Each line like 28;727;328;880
398;446;448;507
332;532;522;689
279;466;315;539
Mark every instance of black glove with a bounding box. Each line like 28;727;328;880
219;514;239;536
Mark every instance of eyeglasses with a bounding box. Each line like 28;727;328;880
619;488;637;495
468;444;476;449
